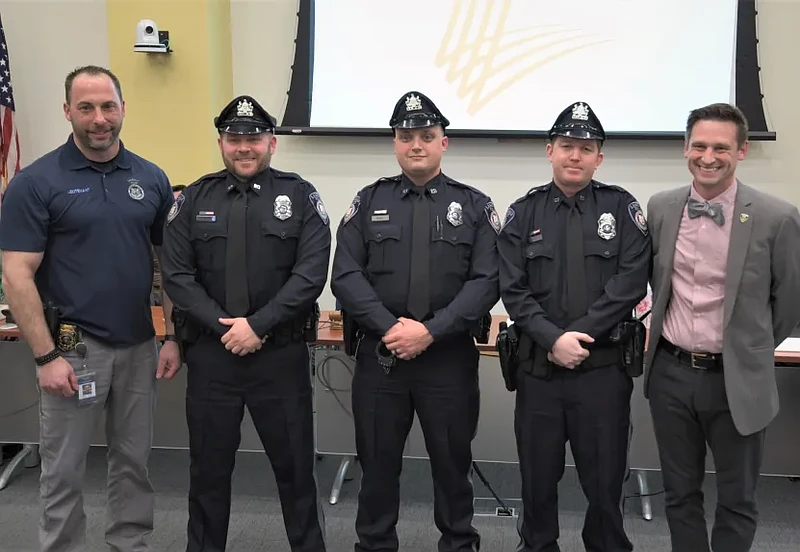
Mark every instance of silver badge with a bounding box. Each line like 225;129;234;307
446;201;463;227
405;94;422;111
127;180;144;201
274;195;292;220
597;212;616;240
572;102;590;121
308;192;329;225
237;99;254;117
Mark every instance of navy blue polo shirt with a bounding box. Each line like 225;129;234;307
0;134;173;346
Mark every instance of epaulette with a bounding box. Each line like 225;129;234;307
369;174;402;187
188;168;227;188
271;167;306;182
591;179;627;194
526;183;550;197
440;174;487;197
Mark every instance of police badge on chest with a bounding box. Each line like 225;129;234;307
597;213;616;240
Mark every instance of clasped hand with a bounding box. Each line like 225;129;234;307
547;331;594;369
219;317;267;356
382;317;433;361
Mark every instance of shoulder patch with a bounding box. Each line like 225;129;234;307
342;194;361;225
628;201;648;236
167;193;185;225
309;191;329;225
503;206;516;229
484;200;502;234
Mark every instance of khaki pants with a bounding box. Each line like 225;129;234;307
37;334;158;552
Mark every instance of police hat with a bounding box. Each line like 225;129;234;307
548;102;606;142
389;91;450;130
214;95;277;135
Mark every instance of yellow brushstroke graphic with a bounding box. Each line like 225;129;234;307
435;0;614;115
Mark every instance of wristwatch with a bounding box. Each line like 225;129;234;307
34;348;62;367
163;334;178;342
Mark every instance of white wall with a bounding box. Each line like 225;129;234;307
230;0;800;311
0;0;109;165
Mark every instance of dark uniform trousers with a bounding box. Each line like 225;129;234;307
648;345;765;552
515;360;634;552
352;333;481;552
184;333;325;552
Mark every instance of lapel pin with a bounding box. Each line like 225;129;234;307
739;213;750;223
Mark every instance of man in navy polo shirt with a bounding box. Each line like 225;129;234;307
0;65;181;552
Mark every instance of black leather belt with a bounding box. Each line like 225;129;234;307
659;339;723;371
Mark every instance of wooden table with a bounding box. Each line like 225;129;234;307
3;307;799;364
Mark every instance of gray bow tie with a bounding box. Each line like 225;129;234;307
687;197;725;226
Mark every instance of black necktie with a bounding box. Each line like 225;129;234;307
565;200;587;320
407;188;431;321
225;182;250;317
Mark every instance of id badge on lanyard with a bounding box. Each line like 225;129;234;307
74;341;98;406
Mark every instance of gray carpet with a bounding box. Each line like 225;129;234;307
1;447;799;551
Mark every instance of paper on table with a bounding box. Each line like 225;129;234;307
776;337;800;353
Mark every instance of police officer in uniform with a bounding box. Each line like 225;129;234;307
497;102;651;552
331;91;500;552
161;95;330;552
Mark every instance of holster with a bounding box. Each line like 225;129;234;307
516;331;551;380
496;321;519;391
43;302;60;340
302;302;321;343
173;309;201;356
342;309;360;357
608;318;647;377
471;313;492;344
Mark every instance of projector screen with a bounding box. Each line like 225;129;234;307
281;0;773;140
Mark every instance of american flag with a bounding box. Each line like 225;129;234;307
0;13;20;201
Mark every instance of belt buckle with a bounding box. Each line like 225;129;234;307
690;352;709;370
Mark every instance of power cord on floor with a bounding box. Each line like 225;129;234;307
472;461;514;516
316;353;354;419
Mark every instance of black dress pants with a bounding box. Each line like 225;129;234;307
351;334;481;552
184;335;326;552
515;364;634;552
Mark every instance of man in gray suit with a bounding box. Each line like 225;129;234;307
644;102;800;552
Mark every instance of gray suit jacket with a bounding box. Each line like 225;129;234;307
644;181;800;436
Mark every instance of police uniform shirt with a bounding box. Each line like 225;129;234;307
0;134;174;346
160;167;331;337
331;172;500;340
498;180;651;351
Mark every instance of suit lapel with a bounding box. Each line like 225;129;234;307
724;183;753;328
659;189;689;279
651;189;689;338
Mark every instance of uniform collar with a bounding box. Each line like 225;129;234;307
62;133;132;171
224;168;268;195
548;180;592;212
399;172;444;201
